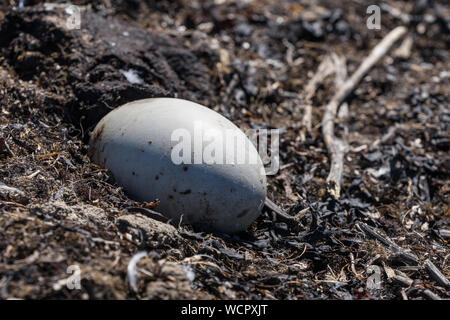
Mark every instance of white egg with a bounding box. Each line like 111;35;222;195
89;98;267;233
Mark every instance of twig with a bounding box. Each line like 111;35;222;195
37;152;68;159
400;289;408;300
421;289;442;300
424;259;450;288
392;274;413;287
332;26;407;105
381;4;411;24
349;252;363;279
127;251;148;293
358;223;402;251
26;170;41;179
389;251;419;266
369;124;400;150
358;222;419;265
0;137;15;157
437;229;450;239
264;198;295;223
301;55;336;131
0;201;27;208
126;206;170;224
0;182;25;198
321;54;347;199
366;254;381;266
393;272;442;300
0;275;12;299
321;26;408;199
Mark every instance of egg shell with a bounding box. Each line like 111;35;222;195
89;98;267;233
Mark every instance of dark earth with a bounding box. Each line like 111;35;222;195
0;0;448;299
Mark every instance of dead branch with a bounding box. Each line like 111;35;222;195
349;252;363;279
301;55;337;131
358;222;419;265
321;54;347;199
424;259;450;288
392;274;413;287
322;26;408;199
0;137;15;157
421;289;442;300
358;222;403;251
333;26;407;105
126;206;170;224
393;271;442;300
389;251;419;266
437;229;450;239
264;197;296;223
0;182;25;198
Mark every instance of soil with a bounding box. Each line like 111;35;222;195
0;0;448;299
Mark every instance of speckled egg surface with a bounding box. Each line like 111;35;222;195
89;98;267;233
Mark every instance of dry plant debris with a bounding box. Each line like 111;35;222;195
0;0;448;299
